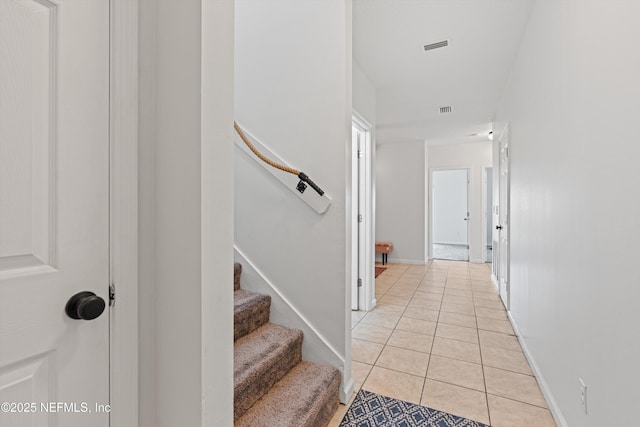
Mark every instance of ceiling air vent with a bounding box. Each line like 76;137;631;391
424;39;449;52
439;106;453;114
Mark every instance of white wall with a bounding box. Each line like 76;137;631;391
138;1;234;426
495;1;640;425
234;0;352;401
353;61;376;126
376;142;427;264
428;142;492;263
432;169;469;245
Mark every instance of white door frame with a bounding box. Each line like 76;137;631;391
351;113;375;311
495;124;511;309
109;0;139;425
482;166;493;263
428;167;471;261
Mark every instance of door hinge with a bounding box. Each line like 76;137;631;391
357;150;363;158
357;278;362;287
358;214;363;222
109;283;116;306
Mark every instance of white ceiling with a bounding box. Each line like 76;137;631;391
353;0;533;145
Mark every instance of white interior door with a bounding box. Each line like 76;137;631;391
351;125;360;310
497;128;510;309
432;169;470;261
352;117;373;311
0;1;110;425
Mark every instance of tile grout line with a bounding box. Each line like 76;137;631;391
359;266;397;379
363;266;415;384
475;264;495;427
473;267;493;427
361;262;514;426
485;392;551;410
418;261;440;406
354;266;396;394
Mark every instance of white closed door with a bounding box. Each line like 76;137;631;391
432;169;470;262
351;124;361;310
497;128;510;309
0;0;110;426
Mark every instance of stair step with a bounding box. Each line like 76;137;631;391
234;262;242;291
234;289;271;341
234;323;303;421
235;361;342;427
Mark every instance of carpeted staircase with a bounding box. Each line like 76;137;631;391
234;263;341;427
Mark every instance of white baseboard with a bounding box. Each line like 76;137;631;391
361;298;377;313
234;245;349;402
340;378;355;405
506;312;568;427
469;258;485;264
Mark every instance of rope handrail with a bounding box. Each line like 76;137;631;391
233;121;325;196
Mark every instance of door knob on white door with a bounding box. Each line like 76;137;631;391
65;292;106;320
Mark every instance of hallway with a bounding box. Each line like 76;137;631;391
330;261;556;426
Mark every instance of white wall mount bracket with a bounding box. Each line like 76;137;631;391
233;124;332;214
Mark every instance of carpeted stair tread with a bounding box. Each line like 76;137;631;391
235;360;342;427
234;263;242;291
234;323;303;421
234;289;271;341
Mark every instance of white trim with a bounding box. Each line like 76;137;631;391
349;121;358;311
109;0;139;425
496;123;511;309
424;145;430;263
234;246;344;361
233;244;351;378
481;165;493;264
491;273;499;291
341;378;355;406
352;112;375;312
507;312;568;427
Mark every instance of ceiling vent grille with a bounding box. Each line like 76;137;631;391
424;39;449;52
439;106;453;114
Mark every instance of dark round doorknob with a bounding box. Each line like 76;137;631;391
65;292;106;320
496;225;503;230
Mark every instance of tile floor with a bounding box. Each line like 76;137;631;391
328;260;556;427
431;244;493;263
432;243;469;261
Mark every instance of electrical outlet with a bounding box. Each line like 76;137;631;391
579;378;587;414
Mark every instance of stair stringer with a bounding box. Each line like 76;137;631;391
234;245;354;404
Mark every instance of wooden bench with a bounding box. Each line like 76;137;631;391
375;242;393;265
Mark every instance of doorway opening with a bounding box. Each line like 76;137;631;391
351;115;374;311
431;169;470;261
